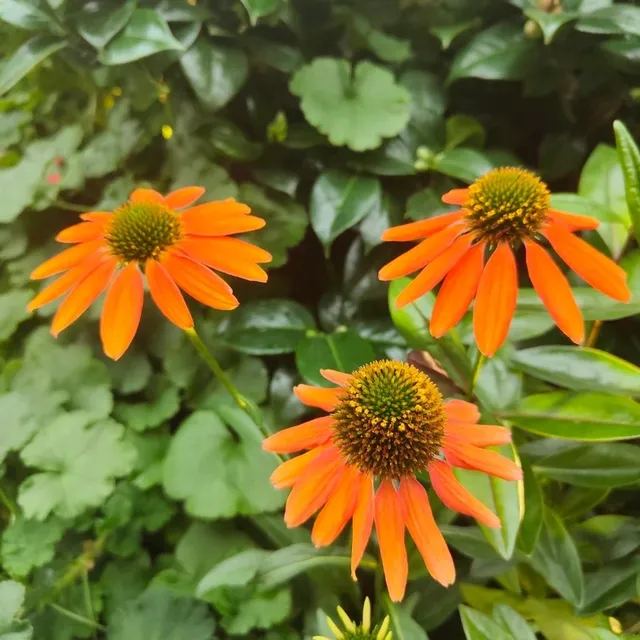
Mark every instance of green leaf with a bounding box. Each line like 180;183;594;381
549;193;626;224
296;331;376;386
221;299;316;355
445;115;486;149
100;9;184;65
220;587;291;636
459;605;513;640
114;375;180;431
577;5;640;36
0;34;67;96
108;590;216;640
0;580;32;640
0;0;50;30
76;0;137;49
524;9;577;44
385;597;429;640
197;549;267;594
448;23;536;83
342;10;412;63
430;19;481;50
180;35;248;110
529;509;584;607
580;557;640;615
1;516;65;579
240;0;280;25
493;604;536;640
290;58;410;152
533;443;640;488
310;170;381;253
162;411;283;519
360;192;403;250
0;290;30;342
237;183;308;268
432;148;496;183
511;346;640;397
613;120;640;246
517;463;544;555
504;391;640;440
18;413;137;520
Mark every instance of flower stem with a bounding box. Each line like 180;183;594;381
50;603;105;631
54;199;92;213
0;485;18;518
585;320;602;348
468;351;486;399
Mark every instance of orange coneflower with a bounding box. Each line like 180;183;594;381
379;167;632;356
28;187;270;360
263;360;522;602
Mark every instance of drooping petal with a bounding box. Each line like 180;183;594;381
55;221;104;243
145;259;194;329
130;188;164;203
80;211;112;223
162;252;239;311
164;186;205;210
269;447;326;489
473;242;518;357
312;465;360;547
378;223;463;281
444;439;523;481
294;385;343;411
525;240;584;344
30;240;105;280
445;422;512;447
544;223;631;302
394;235;473;308
444;399;480;424
547;209;599;231
351;474;374;579
50;258;117;336
381;211;463;242
320;369;353;387
284;447;344;527
178;238;268;282
100;262;144;361
398;477;455;587
428;459;500;528
263;416;334;453
374;480;407;603
442;188;469;205
430;242;485;338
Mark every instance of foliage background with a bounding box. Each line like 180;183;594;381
0;0;640;638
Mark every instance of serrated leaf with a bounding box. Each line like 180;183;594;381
613;120;640;246
0;290;31;342
0;581;32;640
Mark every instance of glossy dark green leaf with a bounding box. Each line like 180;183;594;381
180;36;248;110
533;443;640;488
459;605;513;640
504;391;640;440
221;300;316;355
76;0;136;49
524;9;577;44
100;9;184;65
432;148;495;183
529;509;584;607
0;0;50;29
512;346;640;397
430;19;481;50
577;5;640;36
517;463;543;555
613;120;640;246
240;0;280;25
0;34;66;96
445;115;486;150
440;526;502;560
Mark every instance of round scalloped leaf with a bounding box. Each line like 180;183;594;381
290;57;410;151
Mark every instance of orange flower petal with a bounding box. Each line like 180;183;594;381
180;199;254;235
55;222;104;243
378;223;463;281
398;477;455;587
30;240;105;280
80;211;112;223
431;242;485;338
544;222;631;302
320;369;353;387
351;473;374;580
374;480;408;603
312;465;360;547
381;211;463;242
442;188;469;205
99;262;144;361
270;447;326;489
164;186;205;210
525;240;584;344
394;234;473;308
547;209;599;231
444;439;523;481
182;236;272;263
445;399;480;423
445;422;512;447
130;188;164;204
284;447;344;527
473;242;518;357
50;258;117;336
162;252;239;311
293;385;343;411
428;459;500;528
145;259;194;329
178;238;268;283
263;416;334;454
27;253;108;312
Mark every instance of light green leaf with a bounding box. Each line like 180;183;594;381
162;411;283;519
512;346;640;397
0;0;50;30
613;120;640;246
76;0;136;49
310;170;381;253
0;580;32;640
0;290;30;342
524;9;577;44
459;605;513;640
549;193;626;224
114;375;180;431
504;391;640;440
432;148;496;183
290;58;410;151
100;9;184;65
240;0;280;25
533;443;640;488
170;153;238;202
529;509;584;607
18;413;137;520
197;549;267;594
180;35;248;110
385;597;429;640
493;604;536;640
221;587;291;636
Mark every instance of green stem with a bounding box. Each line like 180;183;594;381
468;351;486;399
53;536;106;596
50;604;105;631
81;569;95;625
0;485;18;518
54;199;92;213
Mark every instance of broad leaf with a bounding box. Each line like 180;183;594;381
0;290;30;342
432;148;496;183
580;557;640;615
524;9;577;44
240;0;280;25
0;0;50;30
76;0;136;49
459;605;512;640
493;604;536;640
0;581;32;640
